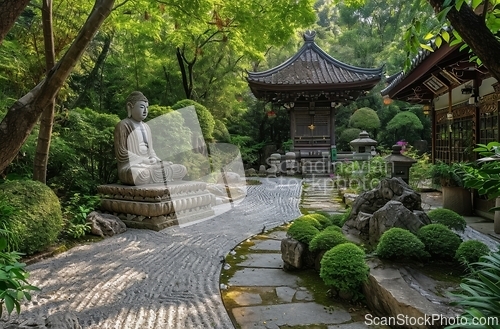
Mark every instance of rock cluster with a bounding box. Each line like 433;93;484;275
343;177;431;245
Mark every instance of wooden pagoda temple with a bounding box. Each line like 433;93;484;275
247;31;384;170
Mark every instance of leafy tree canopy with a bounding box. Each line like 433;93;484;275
387;111;423;131
349;107;380;132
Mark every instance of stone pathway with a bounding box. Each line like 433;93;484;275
301;178;345;213
6;178;302;329
221;228;372;329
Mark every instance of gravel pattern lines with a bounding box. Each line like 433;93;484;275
7;178;301;329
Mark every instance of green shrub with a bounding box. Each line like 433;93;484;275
455;240;491;264
171;99;215;142
320;243;369;292
417;224;462;259
295;215;322;230
330;214;345;227
323;225;343;233
308;213;331;229
376;228;429;260
309;230;347;252
0;237;39;317
0;200;20;251
427;208;467;231
0;180;63;254
287;220;320;244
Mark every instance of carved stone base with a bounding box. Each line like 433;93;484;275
98;181;215;231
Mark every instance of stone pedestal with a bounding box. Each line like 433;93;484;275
97;181;215;231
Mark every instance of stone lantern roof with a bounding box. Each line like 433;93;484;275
349;131;377;147
384;145;417;164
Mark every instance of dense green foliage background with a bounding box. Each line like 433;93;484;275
0;0;435;196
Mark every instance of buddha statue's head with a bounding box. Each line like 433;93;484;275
126;91;149;122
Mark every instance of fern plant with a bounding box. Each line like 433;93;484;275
448;252;500;329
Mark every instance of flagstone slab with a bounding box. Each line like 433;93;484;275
229;291;263;306
232;302;351;328
266;230;288;240
275;287;296;303
228;268;299;287
239;253;283;268
249;239;282;251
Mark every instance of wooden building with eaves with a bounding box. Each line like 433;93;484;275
381;38;500;164
247;31;384;171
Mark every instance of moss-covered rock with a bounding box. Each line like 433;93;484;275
0;180;63;254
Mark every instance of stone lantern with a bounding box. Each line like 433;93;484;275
350;131;377;160
384;144;417;184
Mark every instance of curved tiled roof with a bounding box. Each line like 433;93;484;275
247;31;384;88
380;26;455;98
380;45;435;96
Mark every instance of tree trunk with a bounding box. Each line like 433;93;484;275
176;47;192;99
0;0;31;44
428;0;500;83
0;0;115;174
71;34;112;109
33;0;56;184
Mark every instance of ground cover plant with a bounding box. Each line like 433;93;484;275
0;236;39;317
449;252;500;328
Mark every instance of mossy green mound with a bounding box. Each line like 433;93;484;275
376;228;428;260
455;240;491;264
427;208;466;231
287;220;320;244
309;230;347;252
0;180;63;254
417;224;462;260
320;243;369;292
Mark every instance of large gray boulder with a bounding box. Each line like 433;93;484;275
363;259;460;328
86;211;127;237
368;201;430;245
343;178;430;245
281;238;306;269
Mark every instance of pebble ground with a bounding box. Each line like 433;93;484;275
9;178;301;329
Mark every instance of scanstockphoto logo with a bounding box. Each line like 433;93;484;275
124;105;246;227
262;157;392;193
364;314;500;327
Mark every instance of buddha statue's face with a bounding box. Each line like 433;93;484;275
129;100;149;122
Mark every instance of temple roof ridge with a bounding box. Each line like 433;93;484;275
247;31;384;83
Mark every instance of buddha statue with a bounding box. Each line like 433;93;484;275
114;91;188;185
